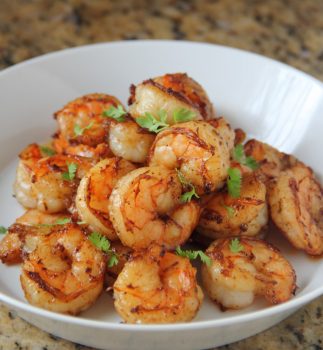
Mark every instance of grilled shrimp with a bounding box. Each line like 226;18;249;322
0;210;69;264
108;119;155;163
244;139;297;184
197;174;268;239
53;93;122;158
114;245;203;323
21;223;105;315
201;238;296;310
14;144;94;213
149;118;235;195
76;158;137;240
268;163;323;255
128;73;215;124
109;166;201;249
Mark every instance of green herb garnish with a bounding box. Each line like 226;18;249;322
175;246;211;266
222;204;235;218
229;238;244;253
88;232;119;267
40;146;56;156
74;121;94;137
103;105;127;122
61;162;78;182
173;108;196;123
233;144;259;170
176;169;200;202
136;111;169;133
227;167;242;198
0;226;7;234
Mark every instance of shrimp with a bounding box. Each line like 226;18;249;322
20;223;105;315
148;118;235;195
128;73;215;124
109;166;201;249
113;245;203;323
244;139;298;184
53;93;122;158
105;241;133;287
197;174;268;239
108;119;155;163
76;158;137;240
14;144;95;213
201;238;296;310
268;163;323;255
0;210;69;264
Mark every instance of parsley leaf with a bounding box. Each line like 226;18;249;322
222;204;235;218
103;105;127;122
233;144;259;170
40;146;56;156
37;217;72;227
88;232;119;267
136;111;169;133
176;169;200;202
61;162;78;182
0;226;7;234
74;121;94;137
173;108;196;123
227;167;242;198
175;246;211;266
229;238;244;253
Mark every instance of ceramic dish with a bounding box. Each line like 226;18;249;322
0;41;322;350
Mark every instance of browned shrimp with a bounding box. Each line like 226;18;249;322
114;245;203;323
129;73;215;124
76;158;137;240
202;238;296;310
149;118;234;195
21;223;105;315
197;174;268;239
53;93;122;158
268;163;323;255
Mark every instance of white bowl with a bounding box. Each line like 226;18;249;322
0;41;322;350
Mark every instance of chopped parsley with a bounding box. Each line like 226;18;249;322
0;226;7;234
88;232;119;267
229;238;244;253
61;162;78;182
233;144;259;170
176;169;200;202
40;146;56;156
222;204;235;218
227;167;242;198
136;111;169;133
103;105;127;122
173;108;196;123
175;246;211;266
74;121;94;137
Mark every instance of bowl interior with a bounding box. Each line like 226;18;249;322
0;41;323;327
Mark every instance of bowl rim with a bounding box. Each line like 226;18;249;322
0;39;322;331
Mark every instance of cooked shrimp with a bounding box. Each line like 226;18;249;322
105;241;133;287
114;245;203;323
109;166;201;249
53;93;122;158
0;210;69;264
244;139;298;184
21;223;105;315
149;118;235;195
129;73;215;124
197;174;268;239
201;238;296;309
76;158;137;240
108;119;155;163
268;164;323;255
14;144;95;213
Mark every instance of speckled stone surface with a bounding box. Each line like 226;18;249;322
0;0;322;349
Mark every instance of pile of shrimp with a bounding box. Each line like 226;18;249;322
0;72;322;323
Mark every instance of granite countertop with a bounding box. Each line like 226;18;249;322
0;0;322;349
